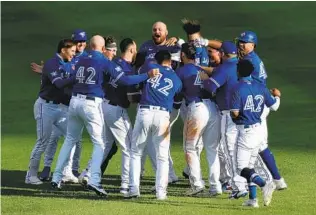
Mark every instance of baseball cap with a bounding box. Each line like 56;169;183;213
71;29;87;42
220;41;237;55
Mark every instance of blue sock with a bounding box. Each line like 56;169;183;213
260;148;281;180
252;175;266;187
248;184;257;199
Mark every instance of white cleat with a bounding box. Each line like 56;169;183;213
62;173;79;184
262;182;276;206
78;170;90;185
156;191;167;200
242;199;259;208
185;186;204;196
25;175;43;185
274;178;287;190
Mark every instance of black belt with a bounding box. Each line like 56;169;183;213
40;97;60;104
109;101;118;106
139;105;168;112
73;93;97;101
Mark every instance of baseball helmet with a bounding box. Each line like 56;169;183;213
237;31;258;45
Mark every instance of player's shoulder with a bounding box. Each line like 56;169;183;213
43;56;60;71
140;40;154;50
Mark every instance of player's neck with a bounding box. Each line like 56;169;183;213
121;54;132;63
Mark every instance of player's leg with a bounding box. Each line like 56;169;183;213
259;113;287;190
39;126;62;181
103;103;132;193
128;109;151;198
26;99;59;184
153;110;171;200
179;102;190;178
202;100;222;196
168;108;179;183
71;140;82;177
223;112;248;198
100;142;118;175
51;100;84;188
218;113;232;192
82;100;107;196
183;102;208;195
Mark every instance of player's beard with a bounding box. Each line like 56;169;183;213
238;48;247;59
152;34;166;45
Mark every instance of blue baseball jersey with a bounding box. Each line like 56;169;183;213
231;77;276;125
243;51;268;85
71;50;89;65
190;39;209;66
104;57;134;108
203;57;238;111
176;63;205;105
139;64;182;112
139;40;180;61
39;53;74;102
72;50;149;98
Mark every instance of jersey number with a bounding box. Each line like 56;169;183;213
147;72;173;96
76;66;96;84
259;62;267;79
194;70;203;86
244;95;264;112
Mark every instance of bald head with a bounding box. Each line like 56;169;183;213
90;35;105;52
152;21;168;45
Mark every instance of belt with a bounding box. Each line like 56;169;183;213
139;105;168;112
73;93;97;101
40;97;60;104
244;123;261;129
109;101;118;106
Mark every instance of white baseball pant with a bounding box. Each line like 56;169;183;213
27;97;67;177
52;95;105;186
129;106;171;195
184;100;221;190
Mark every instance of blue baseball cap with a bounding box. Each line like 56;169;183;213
71;29;87;42
220;41;237;55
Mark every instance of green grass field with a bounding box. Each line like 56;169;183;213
2;2;316;215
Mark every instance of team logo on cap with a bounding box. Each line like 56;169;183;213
79;32;86;38
241;32;246;37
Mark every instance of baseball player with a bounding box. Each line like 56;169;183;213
25;39;77;185
139;21;183;182
236;31;287;190
33;29;89;182
200;41;249;198
78;38;137;194
51;35;158;196
231;59;280;207
177;43;221;196
127;50;182;200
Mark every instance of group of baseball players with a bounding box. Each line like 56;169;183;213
26;19;287;207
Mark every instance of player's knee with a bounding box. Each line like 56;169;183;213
240;168;256;183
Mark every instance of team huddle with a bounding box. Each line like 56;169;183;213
26;19;287;208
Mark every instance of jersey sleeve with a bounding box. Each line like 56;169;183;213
230;88;241;111
263;87;277;107
43;62;63;84
203;67;226;93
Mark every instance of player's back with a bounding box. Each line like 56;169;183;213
140;64;182;112
176;63;204;105
243;51;267;85
232;79;269;125
72;50;109;98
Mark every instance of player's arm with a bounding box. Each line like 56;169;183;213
199;38;222;49
105;62;159;86
44;64;75;89
230;90;241;119
265;87;281;111
200;68;225;94
198;65;215;75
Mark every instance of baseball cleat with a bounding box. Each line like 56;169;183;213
262;182;276;206
62;173;79;184
39;166;51;181
25;171;43;185
221;182;233;194
168;176;179;184
124;190;140;199
274;178;287;190
185;186;204;196
87;184;108;197
182;171;189;179
209;187;223;197
51;181;62;190
242;199;259;208
120;187;129;195
229;189;248;199
78;170;90;186
156;191;167;200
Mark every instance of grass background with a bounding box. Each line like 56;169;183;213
1;2;316;215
